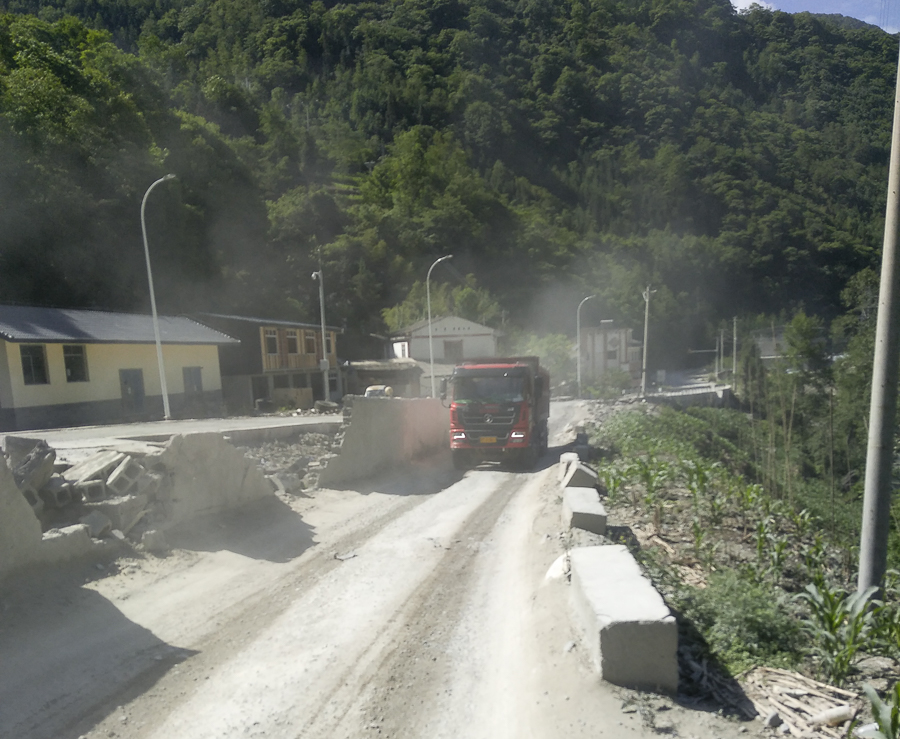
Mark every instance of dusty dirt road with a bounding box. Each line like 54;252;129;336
0;401;764;739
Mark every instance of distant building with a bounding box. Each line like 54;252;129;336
579;322;642;386
0;305;237;431
193;313;341;413
391;316;497;363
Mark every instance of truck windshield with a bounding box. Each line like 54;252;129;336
452;375;525;403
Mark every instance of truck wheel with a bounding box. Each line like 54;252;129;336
519;446;537;471
452;450;470;471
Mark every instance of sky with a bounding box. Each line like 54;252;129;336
731;0;898;33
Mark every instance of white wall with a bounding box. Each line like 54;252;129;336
407;317;496;361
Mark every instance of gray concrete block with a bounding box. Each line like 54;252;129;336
562;487;607;535
562;461;599;489
106;457;147;496
38;475;73;508
558;452;580;482
74;479;107;502
64;450;126;484
569;545;678;693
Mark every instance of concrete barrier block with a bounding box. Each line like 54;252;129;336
562;487;607;535
562;461;599;489
558;452;580;482
569;545;677;693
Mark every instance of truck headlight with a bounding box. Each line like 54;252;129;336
510;431;526;440
452;432;467;440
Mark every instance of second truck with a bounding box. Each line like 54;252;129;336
441;356;550;470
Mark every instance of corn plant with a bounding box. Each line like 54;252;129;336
799;583;878;686
862;681;900;739
597;464;627;505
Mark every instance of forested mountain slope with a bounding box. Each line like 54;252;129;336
0;0;896;360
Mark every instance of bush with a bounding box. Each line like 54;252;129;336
674;570;802;674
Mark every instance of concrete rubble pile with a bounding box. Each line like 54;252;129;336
0;432;278;579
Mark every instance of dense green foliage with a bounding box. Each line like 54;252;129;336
0;0;896;358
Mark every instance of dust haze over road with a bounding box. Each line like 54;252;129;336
0;401;762;739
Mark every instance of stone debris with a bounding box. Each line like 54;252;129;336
38;475;74;508
106;457;149;497
12;440;56;501
74;479;107;502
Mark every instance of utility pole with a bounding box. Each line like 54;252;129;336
312;264;329;401
640;286;655;397
733;317;738;384
859;42;900;594
576;295;595;398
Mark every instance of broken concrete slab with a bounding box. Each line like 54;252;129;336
39;524;93;562
3;436;44;468
569;545;678;693
562;487;607;535
562;460;600;489
12;440;56;497
157;433;272;522
79;510;113;538
84;494;148;532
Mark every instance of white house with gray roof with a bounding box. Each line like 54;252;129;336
0;305;238;431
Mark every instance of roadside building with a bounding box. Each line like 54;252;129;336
0;305;236;431
391;316;498;363
192;313;341;413
579;322;642;388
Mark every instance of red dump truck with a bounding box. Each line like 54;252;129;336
440;356;550;470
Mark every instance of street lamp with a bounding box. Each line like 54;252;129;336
312;266;329;401
576;295;595;398
140;173;176;420
640;285;656;397
427;254;453;397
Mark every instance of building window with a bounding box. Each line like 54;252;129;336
20;345;48;385
286;330;299;354
264;328;278;354
393;341;409;359
304;330;317;355
273;374;290;389
64;345;89;382
183;366;203;396
325;332;334;355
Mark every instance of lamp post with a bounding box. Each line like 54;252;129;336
312;265;329;401
640;285;655;397
427;254;453;397
576;295;595;397
140;173;176;420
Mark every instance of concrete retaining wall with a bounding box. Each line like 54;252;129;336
318;397;449;487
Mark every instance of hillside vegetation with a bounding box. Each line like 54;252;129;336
0;0;896;361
